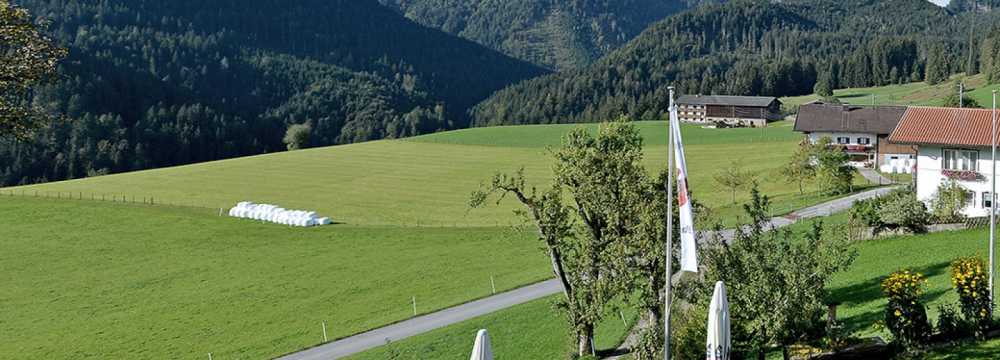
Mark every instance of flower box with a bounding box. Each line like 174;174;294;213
942;169;984;182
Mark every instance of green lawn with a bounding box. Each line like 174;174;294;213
782;73;1000;108
920;337;1000;359
347;296;637;360
827;228;996;337
2;120;854;228
0;197;549;359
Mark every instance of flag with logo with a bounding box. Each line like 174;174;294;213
670;105;698;273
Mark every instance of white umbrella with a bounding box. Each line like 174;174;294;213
706;281;731;360
469;329;493;360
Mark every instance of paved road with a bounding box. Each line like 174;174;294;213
275;279;563;360
277;185;900;360
714;185;901;242
858;167;895;185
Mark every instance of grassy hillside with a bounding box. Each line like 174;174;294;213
5;121;862;228
782;74;1000;108
0;197;549;359
0;121;878;358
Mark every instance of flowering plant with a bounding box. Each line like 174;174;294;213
951;256;993;335
881;269;931;348
942;169;984;182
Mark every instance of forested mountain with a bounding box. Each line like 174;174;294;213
471;0;991;126
377;0;716;70
0;0;545;185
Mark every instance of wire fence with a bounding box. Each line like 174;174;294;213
0;188;217;210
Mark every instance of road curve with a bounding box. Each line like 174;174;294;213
275;279;562;360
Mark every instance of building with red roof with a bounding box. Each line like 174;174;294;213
888;106;1000;217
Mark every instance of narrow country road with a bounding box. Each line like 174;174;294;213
276;185;899;359
275;280;563;360
713;185;901;242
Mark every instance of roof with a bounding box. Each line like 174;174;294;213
888;106;1000;147
675;95;778;107
793;102;907;135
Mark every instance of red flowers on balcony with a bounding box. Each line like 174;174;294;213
942;169;984;182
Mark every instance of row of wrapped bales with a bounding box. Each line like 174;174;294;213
229;202;332;227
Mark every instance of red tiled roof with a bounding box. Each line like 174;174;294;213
888;106;1000;147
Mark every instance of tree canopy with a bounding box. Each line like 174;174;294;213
0;0;66;140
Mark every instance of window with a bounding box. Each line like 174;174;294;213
837;137;850;144
858;137;871;145
985;192;994;209
943;149;979;171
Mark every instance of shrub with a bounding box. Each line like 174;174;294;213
935;304;970;341
881;269;932;348
950;256;993;335
849;197;884;229
849;190;930;235
880;191;931;234
662;304;707;360
931;180;971;223
283;123;312;150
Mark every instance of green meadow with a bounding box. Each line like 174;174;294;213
0;197;548;359
5;120;857;227
0;120;882;358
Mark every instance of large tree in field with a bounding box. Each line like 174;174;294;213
0;0;66;139
471;121;650;356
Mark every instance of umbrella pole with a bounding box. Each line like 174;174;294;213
664;86;676;360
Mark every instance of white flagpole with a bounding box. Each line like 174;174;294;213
664;86;675;360
991;90;997;308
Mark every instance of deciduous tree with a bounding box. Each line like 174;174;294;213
783;138;816;194
0;0;66;139
714;160;757;204
697;187;856;359
471;120;649;356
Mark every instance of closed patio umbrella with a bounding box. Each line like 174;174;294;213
470;329;493;360
706;281;730;360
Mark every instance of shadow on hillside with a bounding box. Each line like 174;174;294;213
828;261;950;333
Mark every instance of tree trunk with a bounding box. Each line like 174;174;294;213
547;246;573;299
782;345;790;360
758;350;766;360
578;323;595;357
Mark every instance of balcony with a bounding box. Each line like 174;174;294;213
942;169;986;182
830;144;874;154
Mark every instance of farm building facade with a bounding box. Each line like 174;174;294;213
794;101;915;169
888;106;999;218
676;95;781;128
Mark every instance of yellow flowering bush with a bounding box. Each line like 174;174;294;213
881;269;931;348
950;256;993;334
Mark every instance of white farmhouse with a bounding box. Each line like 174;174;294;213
794;101;915;169
888;107;999;218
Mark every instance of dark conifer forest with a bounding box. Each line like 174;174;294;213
377;0;716;70
0;0;545;185
3;0;1000;186
471;0;991;126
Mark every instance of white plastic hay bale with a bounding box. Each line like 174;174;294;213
318;217;331;225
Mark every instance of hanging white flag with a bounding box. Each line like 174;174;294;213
670;105;699;273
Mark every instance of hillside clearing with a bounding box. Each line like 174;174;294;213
782;73;1000;108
